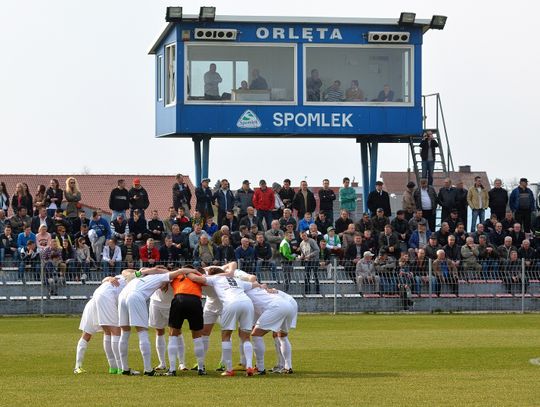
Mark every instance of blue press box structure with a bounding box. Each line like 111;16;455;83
148;14;441;203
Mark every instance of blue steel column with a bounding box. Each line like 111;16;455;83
369;142;378;195
202;137;210;179
360;141;370;213
193;137;202;186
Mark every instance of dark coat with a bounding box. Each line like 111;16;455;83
292;190;316;218
367;190;391;217
195;186;214;217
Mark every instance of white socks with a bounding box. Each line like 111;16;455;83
239;340;246;366
202;335;210;355
138;330;152;373
167;336;178;372
279;336;292;370
177;334;186;367
274;336;285;368
103;335;117;369
252;336;265;371
111;335;121;370
119;330;131;371
156;334;166;368
242;341;253;369
193;337;205;370
222;341;233;372
75;337;88;369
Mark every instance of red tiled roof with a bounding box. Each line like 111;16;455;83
0;174;195;217
379;171;491;194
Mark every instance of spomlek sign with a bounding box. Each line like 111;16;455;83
273;112;353;128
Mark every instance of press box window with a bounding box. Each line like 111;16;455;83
304;45;413;105
186;43;296;103
165;44;176;105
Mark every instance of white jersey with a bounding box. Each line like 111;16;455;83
202;285;222;314
93;275;127;300
244;287;276;316
204;275;251;305
150;284;174;309
120;273;170;300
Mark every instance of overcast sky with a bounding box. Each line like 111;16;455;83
1;0;538;189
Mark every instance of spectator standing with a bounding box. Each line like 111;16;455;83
0;182;9;215
235;180;254;219
367;181;391;217
355;251;380;296
292;180;316;221
12;183;33;216
299;231;320;294
413;179;437;232
0;209;5;235
33;184;46;216
172;173;192;214
195;178;214;220
402;181;416;221
213;179;235;227
306;69;322;101
264;220;284;261
271;182;285;220
488;178;508;222
128;178;150;219
253;180;275;231
419;130;438;186
278;179;296;212
455;180;469;232
339;177;357;218
509;177;535;233
467;176;489;231
437;178;457;223
279;231;297;292
318;179;336;223
64;177;82;224
109;179;130;220
45;179;62;218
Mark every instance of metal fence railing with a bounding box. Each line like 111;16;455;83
1;257;538;315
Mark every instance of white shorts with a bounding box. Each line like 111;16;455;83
255;298;295;333
79;298;101;334
203;308;221;325
149;301;170;329
94;292;119;327
279;292;298;329
118;292;149;328
220;299;254;331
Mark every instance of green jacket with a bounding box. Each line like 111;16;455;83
339;187;357;211
279;239;295;261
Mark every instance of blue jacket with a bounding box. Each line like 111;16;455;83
17;232;36;249
509;187;535;212
89;217;112;239
213;189;236;213
408;229;432;249
235;246;254;261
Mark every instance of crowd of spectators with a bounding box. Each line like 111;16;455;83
0;173;539;297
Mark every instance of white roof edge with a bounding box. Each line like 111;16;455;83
148;15;432;54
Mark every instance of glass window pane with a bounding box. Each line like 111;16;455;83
165;44;176;105
305;46;413;104
157;55;163;101
186;44;295;103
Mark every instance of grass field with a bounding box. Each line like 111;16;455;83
1;314;540;407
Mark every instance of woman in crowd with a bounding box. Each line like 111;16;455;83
65;177;82;221
36;224;52;252
11;182;33;214
34;184;47;216
0;182;9;214
46;178;63;218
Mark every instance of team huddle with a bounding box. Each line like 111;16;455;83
74;261;297;376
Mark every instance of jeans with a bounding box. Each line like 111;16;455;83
255;259;277;281
414;275;437;295
102;261;122;276
281;261;294;293
421;160;435;185
470;209;485;231
257;210;273;231
303;261;320;294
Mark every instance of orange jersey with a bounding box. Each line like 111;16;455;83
171;274;203;298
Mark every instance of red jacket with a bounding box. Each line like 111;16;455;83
253;188;275;211
139;245;160;262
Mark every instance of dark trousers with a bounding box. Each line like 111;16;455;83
515;209;532;233
423;209;436;232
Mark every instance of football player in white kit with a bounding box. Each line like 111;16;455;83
74;269;137;374
148;284;188;372
118;267;187;376
187;266;257;376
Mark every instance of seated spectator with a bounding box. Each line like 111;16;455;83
408;221;431;258
89;210;112;261
217;235;235;264
35;224;52;252
148;209;165;243
323;226;342;254
203;216;219;237
239;206;262;230
498;236;517;262
189;224;209;251
248;224;260;243
425;235;442;261
478;234;500;279
212;225;230;246
356;212;373;233
60;239;75;280
396;252;414;295
323;80;344;101
502;250;526;293
121;234;140;269
374;250;396;294
31;207;54;234
279;208;297;232
444;210;462;234
335;210;353;237
0;209;6;235
159;235;181;269
379;224;400;258
501;211;516;234
433;249;458;296
128;209;149;243
249;68;268;90
102;238;122;276
355;251;380;296
362;229;378;255
345;80;364;101
376;84;394;102
345;233;366;280
253;232;276;281
52;209;70;235
518;239;537;279
69;210;89;236
111;213;129;243
54;224;73;248
483;213;499;234
508;223;526;248
222;210;239;233
315;212;332;236
391;210;410;253
163;207;177;234
74;237;92;282
18;240;40;282
264;220;284;260
17;224;36;251
411;248;431;294
489;222;506;247
193;234;218;268
435;222;452;247
298;231;320;294
235;237;255;272
461;237;482;279
11;207;32;236
469;223;488;244
341;223;357;252
319;239;332;279
443;235;461;270
74;224;95;260
453;222;468;247
191;210;205;230
307;223;323;246
175;207;192;234
232;225;250;249
139;238;160;268
297;212;315;233
408;209;428;233
371;209;390;236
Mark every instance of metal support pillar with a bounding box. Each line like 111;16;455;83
358;139;379;214
202;137;210;180
193;137;202;186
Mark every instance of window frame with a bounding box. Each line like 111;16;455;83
302;43;415;107
184;42;298;106
165;43;177;107
157;54;163;102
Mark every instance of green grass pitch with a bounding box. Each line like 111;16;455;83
0;314;539;406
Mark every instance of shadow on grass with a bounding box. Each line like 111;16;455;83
260;371;400;379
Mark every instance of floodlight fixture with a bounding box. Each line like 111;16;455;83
165;7;183;23
430;15;447;30
399;12;416;25
199;6;216;22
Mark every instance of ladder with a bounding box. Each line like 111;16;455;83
408;93;455;186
